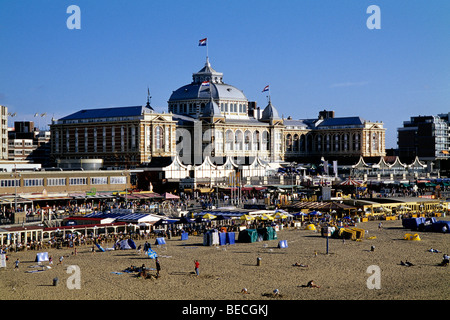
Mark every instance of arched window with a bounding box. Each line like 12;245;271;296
353;133;360;151
334;134;340;152
286;134;293;152
235;130;243;151
253;131;260;151
299;134;305;152
155;126;164;150
261;131;270;151
293;134;299;152
244;130;252;151
225;130;234;151
316;135;322;152
343;134;349;151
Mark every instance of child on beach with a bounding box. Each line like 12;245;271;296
194;260;199;277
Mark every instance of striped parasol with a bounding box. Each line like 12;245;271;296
340;178;362;186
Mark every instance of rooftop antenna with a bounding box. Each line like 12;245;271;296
146;86;152;108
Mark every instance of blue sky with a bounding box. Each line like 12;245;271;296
0;0;449;148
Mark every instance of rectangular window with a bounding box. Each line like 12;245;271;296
0;179;20;187
24;179;44;187
110;176;126;184
69;177;87;185
47;178;66;186
90;177;108;185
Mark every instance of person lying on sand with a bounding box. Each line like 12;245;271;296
306;280;320;288
400;260;414;267
299;280;320;288
241;288;250;294
292;262;309;267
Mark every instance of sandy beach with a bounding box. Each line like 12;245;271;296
1;219;449;301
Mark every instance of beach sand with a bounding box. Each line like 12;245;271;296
1;219;449;300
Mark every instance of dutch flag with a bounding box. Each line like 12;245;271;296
201;81;210;87
262;85;269;92
199;38;207;46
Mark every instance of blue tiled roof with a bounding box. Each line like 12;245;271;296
60;106;152;121
316;117;365;127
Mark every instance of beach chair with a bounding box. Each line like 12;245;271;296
278;240;288;248
155;237;166;245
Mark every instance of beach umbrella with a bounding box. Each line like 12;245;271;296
162;192;180;200
273;213;288;219
340;178;362;186
202;213;217;220
292;212;307;217
258;214;274;221
240;214;255;221
308;211;322;216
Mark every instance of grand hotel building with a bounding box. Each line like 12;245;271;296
50;58;386;176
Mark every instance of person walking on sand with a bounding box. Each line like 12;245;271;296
58;256;64;265
194;260;200;277
14;258;19;270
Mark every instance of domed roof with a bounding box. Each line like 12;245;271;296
260;99;281;121
202;98;222;118
168;58;247;102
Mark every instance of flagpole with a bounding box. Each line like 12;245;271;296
206;38;209;62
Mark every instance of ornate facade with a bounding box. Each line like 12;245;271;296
50;104;177;168
50;58;386;171
283;111;386;160
169;58;284;164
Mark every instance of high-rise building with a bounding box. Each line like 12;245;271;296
398;115;450;161
0;105;8;160
8;121;51;165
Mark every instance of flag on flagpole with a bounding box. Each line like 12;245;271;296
201;81;210;87
198;38;207;46
262;85;269;92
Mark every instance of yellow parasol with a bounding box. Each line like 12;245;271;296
240;214;255;221
202;213;217;220
258;214;274;221
273;213;288;219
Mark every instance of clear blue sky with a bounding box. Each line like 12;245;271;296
1;0;449;148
